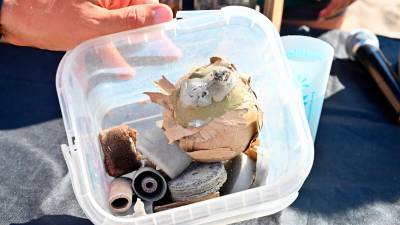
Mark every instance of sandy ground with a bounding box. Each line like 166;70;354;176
341;0;400;38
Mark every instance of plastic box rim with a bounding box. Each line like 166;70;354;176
56;6;315;225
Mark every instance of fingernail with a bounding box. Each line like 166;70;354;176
153;6;172;24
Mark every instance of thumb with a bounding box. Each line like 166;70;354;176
99;4;172;33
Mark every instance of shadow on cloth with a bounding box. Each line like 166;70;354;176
0;44;64;130
10;215;92;225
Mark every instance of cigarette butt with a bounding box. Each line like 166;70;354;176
133;198;147;217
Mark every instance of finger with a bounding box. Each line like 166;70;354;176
95;42;136;80
156;34;182;60
99;0;159;9
319;0;341;20
97;4;172;34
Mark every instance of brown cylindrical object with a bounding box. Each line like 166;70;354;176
99;125;141;177
108;178;133;214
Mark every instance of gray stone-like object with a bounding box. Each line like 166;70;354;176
168;162;227;201
137;127;192;179
221;154;256;195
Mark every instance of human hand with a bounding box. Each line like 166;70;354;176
319;0;356;20
0;0;173;50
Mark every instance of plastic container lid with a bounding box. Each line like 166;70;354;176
56;6;314;225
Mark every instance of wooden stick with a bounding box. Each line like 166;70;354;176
154;192;220;212
263;0;285;31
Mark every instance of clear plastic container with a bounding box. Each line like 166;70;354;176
56;6;314;225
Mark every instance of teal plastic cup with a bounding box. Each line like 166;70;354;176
281;35;334;140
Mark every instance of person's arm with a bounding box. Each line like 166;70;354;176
318;0;356;20
0;0;172;50
0;0;3;39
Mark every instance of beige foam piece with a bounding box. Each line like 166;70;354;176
108;178;133;214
